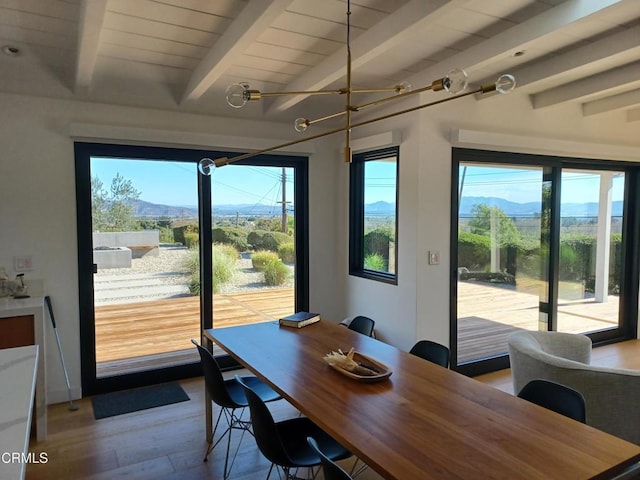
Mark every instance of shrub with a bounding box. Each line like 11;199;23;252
212;227;248;251
278;242;295;264
173;224;198;246
212;246;236;292
261;232;291;252
263;259;289;286
364;253;386;271
247;230;268;250
184;243;237;294
248;229;291;251
215;243;239;260
184;232;199;248
252;250;279;271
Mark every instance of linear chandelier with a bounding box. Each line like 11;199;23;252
198;1;515;176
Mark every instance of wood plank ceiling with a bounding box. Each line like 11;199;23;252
0;0;639;124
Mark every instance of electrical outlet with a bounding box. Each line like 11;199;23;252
14;255;33;272
428;251;440;265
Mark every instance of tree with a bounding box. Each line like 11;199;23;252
468;204;520;245
92;173;141;231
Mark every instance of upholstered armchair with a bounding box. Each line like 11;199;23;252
508;330;640;445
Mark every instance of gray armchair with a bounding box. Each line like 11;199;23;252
508;330;640;445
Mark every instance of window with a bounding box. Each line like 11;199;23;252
349;146;399;284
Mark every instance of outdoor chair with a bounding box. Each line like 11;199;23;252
191;339;281;479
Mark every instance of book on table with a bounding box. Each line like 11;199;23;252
279;311;320;328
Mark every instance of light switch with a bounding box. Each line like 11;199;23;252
14;255;33;272
428;251;440;265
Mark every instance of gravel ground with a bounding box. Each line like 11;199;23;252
96;245;294;293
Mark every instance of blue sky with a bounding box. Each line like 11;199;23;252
90;158;624;208
460;166;625;204
91;158;294;207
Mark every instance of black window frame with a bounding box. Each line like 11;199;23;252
349;146;399;285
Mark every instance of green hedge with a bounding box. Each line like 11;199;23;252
173;224;198;246
212;227;248;251
248;230;291;251
458;231;622;293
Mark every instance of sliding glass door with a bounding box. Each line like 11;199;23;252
556;170;625;335
456;164;546;365
452;149;638;375
76;144;308;395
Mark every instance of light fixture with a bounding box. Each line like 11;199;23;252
1;45;20;57
199;1;515;175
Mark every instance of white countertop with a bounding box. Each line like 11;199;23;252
0;345;39;480
0;296;45;317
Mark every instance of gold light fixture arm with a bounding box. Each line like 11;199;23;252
344;4;352;163
207;80;506;170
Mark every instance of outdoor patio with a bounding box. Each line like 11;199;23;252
95;281;619;376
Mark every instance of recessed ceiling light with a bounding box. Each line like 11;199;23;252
513;50;525;57
2;45;20;57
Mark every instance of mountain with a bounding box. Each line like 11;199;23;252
460;196;623;217
131;200;198;218
130;200;284;218
365;201;396;215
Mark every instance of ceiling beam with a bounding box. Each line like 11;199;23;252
488;24;640;92
628;108;640;123
408;0;624;89
74;0;108;95
267;0;468;115
531;63;640;108
180;0;294;104
583;89;640;116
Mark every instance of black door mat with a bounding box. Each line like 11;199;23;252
91;382;190;420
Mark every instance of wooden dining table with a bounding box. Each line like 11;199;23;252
204;320;640;480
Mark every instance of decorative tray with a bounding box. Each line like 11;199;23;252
324;349;392;383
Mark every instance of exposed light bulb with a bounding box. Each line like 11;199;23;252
225;83;251;108
396;81;412;93
442;68;468;94
294;118;309;132
198;158;216;176
495;74;516;94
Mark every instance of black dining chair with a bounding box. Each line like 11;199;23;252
409;340;450;368
191;339;282;479
347;316;375;337
517;379;586;423
236;375;352;479
307;437;353;480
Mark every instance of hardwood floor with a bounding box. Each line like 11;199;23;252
26;340;640;480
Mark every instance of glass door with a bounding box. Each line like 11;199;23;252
452;149;637;375
208;165;297;336
556;170;625;334
76;144;309;395
90;157;201;378
456;163;547;365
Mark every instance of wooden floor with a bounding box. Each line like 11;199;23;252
26;340;640;480
95;281;621;374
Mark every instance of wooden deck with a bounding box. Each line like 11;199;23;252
95;288;294;376
95;281;620;375
457;280;619;363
